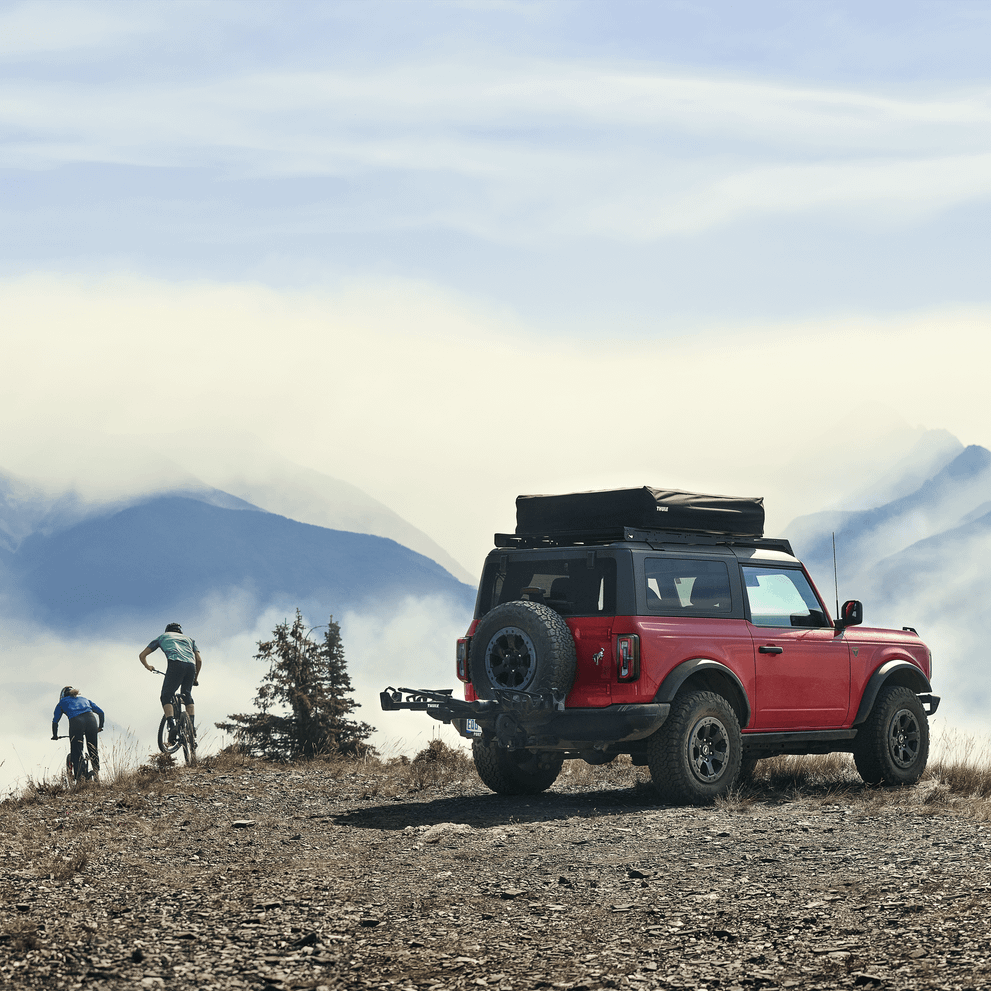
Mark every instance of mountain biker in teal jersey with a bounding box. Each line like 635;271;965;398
139;622;202;742
52;686;105;781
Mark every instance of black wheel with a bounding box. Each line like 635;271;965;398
472;737;564;795
646;691;742;805
178;713;196;765
158;716;183;755
854;686;929;785
469;600;576;699
63;754;73;788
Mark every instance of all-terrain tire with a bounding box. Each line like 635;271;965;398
158;716;183;755
646;691;742;805
469;600;576;699
472;737;564;795
178;712;196;766
853;685;929;786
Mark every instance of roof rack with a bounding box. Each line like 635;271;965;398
494;526;794;556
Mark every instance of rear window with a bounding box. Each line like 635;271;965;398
644;557;733;615
479;556;617;616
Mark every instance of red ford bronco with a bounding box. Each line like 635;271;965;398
381;488;939;804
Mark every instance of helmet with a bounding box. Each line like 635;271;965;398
165;622;183;633
61;686;75;699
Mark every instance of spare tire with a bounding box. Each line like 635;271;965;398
470;600;577;699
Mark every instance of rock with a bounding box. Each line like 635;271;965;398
422;823;473;843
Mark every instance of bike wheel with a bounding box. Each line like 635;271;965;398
157;715;183;755
178;712;196;765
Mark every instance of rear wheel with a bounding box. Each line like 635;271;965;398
158;715;183;755
647;691;742;805
854;686;929;785
472;737;564;795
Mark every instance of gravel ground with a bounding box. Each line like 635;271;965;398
2;751;989;991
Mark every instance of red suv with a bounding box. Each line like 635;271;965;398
382;488;939;804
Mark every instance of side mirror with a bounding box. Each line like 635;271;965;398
835;599;863;630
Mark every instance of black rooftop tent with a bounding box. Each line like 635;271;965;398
515;487;765;538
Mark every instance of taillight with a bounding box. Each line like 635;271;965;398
456;638;471;681
616;634;640;681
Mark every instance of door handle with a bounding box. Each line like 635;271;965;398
758;645;783;654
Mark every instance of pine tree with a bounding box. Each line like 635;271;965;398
216;609;374;759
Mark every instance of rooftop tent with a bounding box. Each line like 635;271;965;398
515;487;765;537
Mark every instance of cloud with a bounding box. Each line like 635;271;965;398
1;273;989;573
4;52;991;240
0;0;164;58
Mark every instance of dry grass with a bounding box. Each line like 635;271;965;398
8;725;991;816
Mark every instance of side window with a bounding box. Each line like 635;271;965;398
644;558;733;614
742;567;828;628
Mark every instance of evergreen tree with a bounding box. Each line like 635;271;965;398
217;609;374;759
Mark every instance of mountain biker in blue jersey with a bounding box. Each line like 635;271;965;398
139;622;202;744
52;687;105;781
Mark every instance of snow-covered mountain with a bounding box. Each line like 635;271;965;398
787;443;991;591
784;435;991;725
0;469;474;631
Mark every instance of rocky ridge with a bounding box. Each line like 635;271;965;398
1;753;989;991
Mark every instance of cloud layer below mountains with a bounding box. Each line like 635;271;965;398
3;273;989;576
1;592;469;796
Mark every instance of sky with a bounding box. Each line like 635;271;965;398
2;0;991;786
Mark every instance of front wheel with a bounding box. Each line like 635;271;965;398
178;712;196;765
646;691;742;805
854;686;929;785
472;738;564;795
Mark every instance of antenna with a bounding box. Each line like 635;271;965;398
832;531;839;620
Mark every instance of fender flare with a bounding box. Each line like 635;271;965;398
654;658;752;729
852;661;934;726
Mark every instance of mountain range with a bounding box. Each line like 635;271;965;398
0;470;474;632
784;432;991;723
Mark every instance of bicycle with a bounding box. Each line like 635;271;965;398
54;735;97;785
151;668;197;765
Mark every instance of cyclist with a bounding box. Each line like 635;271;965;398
139;622;202;744
52;686;105;781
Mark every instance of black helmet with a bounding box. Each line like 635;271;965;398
61;686;75;699
165;622;182;633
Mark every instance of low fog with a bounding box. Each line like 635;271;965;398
0;592;471;796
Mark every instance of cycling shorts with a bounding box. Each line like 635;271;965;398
161;661;196;707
